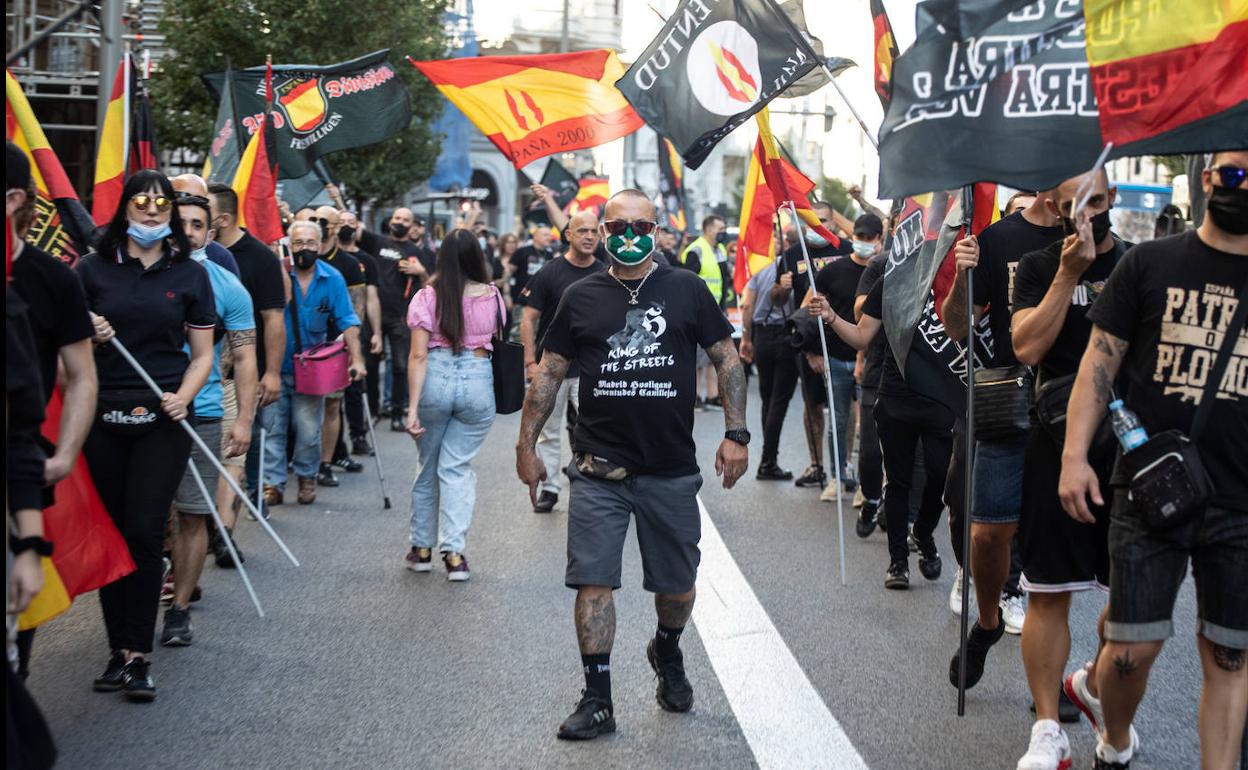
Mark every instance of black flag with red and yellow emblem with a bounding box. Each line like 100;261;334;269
617;0;824;170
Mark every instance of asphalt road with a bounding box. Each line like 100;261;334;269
26;378;1205;769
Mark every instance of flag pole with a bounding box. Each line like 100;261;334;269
360;380;392;509
957;184;975;716
186;458;265;617
787;201;848;586
107;337;300;567
821;64;879;151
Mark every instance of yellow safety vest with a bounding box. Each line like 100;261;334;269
680;237;727;304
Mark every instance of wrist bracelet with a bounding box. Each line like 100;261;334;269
11;536;53;557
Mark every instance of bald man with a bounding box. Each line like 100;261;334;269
359;207;436;429
519;210;607;512
172;173;240;277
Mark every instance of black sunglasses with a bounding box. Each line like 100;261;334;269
1212;165;1246;189
602;219;657;237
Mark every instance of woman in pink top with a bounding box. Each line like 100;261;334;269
402;230;506;581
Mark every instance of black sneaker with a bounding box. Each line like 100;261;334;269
533;490;558;513
121;658;156;702
317;463;339;487
755;462;793;481
557;689;615;740
214;530;244;569
351;437;374;456
646;639;694;712
855;501;878;538
332;456;364;473
704;396;723;410
161;605;193;647
916;536;943;580
1029;687;1083;723
794;465;827;488
93;651;127;692
948;609;1006;689
885;560;910;590
390;415;405;432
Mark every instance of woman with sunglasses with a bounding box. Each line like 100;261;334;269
75;170;216;701
402;229;507;581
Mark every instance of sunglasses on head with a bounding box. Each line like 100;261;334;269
130;193;172;211
602;219;657;237
1212;165;1246;189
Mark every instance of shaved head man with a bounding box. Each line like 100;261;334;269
172;173;239;277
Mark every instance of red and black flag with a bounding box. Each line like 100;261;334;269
540;158;580;210
617;0;828;170
878;0;1247;198
231;59;283;245
129;64;158;173
869;0;899;110
657;138;688;232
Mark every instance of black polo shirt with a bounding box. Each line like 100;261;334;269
10;243;94;401
76;249;216;392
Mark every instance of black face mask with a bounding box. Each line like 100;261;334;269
1062;209;1113;244
1206;185;1248;235
338;225;356;243
293;248;319;270
390;223;410;239
715;231;728;246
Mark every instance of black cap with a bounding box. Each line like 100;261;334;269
852;213;883;238
412;216;426;227
6;140;31;192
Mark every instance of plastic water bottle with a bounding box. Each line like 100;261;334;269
1109;399;1148;451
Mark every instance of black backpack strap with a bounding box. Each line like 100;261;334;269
1191;271;1248;441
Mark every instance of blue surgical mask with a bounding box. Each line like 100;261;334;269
128;220;171;248
804;229;828;248
190;246;208;262
852;240;878;258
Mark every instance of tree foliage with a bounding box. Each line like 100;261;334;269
152;0;447;205
820;177;856;216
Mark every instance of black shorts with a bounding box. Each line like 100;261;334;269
564;463;703;595
1019;428;1110;593
1105;492;1248;649
799;355;826;407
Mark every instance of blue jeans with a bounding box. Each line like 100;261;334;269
826;359;857;476
262;374;324;487
409;349;496;554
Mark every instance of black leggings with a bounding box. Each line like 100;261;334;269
873;394;953;564
858;386;884;503
752;326;800;464
83;418;191;654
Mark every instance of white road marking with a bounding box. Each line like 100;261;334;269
693;496;868;770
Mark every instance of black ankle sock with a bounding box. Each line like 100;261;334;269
581;653;611;703
655;624;684;658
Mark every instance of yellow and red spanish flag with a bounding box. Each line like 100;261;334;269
870;0;899;110
733;146;776;295
754;109;839;246
1085;0;1247;146
6;69;96;263
232;59;284;245
568;176;610;216
410;49;643;169
92;53;132;225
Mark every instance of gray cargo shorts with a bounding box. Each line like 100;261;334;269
173;418;223;515
564;462;703;595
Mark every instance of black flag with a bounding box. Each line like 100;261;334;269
540;159;580;210
617;0;822;170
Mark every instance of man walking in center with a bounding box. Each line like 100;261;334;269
517;189;749;740
520;209;606;513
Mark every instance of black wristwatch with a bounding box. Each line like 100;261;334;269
11;536;53;557
724;429;751;446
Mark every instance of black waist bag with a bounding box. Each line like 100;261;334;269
95;389;166;436
1033;373;1115;460
974;364;1033;440
1120;430;1212;530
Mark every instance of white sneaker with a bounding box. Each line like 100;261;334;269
1064;665;1142;753
1095;733;1135;766
820;481;839;502
1016;719;1071;770
949;568;976;615
1002;594;1026;635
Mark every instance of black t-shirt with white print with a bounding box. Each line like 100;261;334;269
1086;231;1248;510
541;264;734;476
1012;236;1129;383
972;211;1065;367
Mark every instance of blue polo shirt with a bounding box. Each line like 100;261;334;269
187;255;255;418
282;260;360;375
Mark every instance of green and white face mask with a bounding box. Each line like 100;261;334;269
603;225;655;266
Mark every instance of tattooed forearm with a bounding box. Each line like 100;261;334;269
655;590;696;629
1112;650;1139;679
228;328;257;350
1213;644;1245;672
706;337;747;430
517;351;570;449
1092;362;1114;407
1091;327;1129;358
575;589;616;655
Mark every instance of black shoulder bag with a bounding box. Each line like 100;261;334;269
490;287;526;415
973;364;1034;440
1120;272;1248;530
